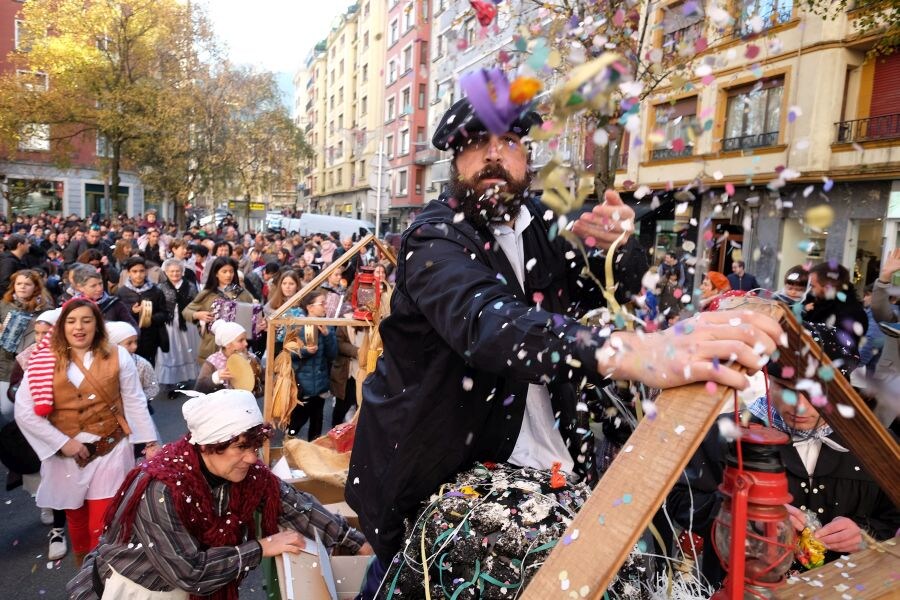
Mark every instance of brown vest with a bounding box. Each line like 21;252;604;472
49;345;124;438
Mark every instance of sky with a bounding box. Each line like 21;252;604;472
204;0;357;106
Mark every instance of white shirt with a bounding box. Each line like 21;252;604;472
15;345;157;509
491;207;575;474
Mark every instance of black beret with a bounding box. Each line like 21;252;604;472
432;97;543;152
768;321;859;381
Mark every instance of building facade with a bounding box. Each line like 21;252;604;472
0;0;145;219
617;1;899;292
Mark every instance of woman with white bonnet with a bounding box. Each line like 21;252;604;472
195;319;261;394
67;388;373;600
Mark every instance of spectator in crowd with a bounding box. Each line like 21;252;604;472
156;258;200;387
0;269;54;418
76;249;119;294
773;264;810;307
657;251;685;289
70;265;136;326
194;320;260;394
166;238;197;287
0;234;31;297
698;271;732;311
858;285;886;377
182;257;255;362
15;298;159;567
727;259;760;292
115;257;170;366
287;290;336;441
803;261;867;353
264;270;302;358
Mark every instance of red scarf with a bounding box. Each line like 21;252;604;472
105;437;281;600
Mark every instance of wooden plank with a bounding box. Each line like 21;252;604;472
521;380;732;599
269;234;375;320
773;536;900;599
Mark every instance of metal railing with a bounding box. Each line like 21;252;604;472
722;131;779;151
414;148;440;165
651;145;694;161
736;4;792;37
835;113;900;143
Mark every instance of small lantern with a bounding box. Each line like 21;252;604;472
351;266;382;320
711;425;795;599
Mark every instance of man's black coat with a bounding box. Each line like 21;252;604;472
0;251;28;297
346;196;648;562
115;284;171;365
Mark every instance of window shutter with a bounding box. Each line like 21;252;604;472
870;53;900;118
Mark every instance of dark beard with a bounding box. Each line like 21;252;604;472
447;162;532;230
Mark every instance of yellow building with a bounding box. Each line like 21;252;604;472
299;1;386;224
618;1;899;291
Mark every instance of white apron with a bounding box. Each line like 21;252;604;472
101;568;189;600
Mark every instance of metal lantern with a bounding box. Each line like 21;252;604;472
351;265;381;320
711;425;796;599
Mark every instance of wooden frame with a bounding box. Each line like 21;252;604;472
523;296;900;598
262;234;398;464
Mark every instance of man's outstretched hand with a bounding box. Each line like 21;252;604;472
599;309;783;390
572;189;635;251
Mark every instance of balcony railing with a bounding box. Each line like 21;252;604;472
414;148;440;165
736;3;792;37
722;131;779;151
835;113;900;143
651;145;694;161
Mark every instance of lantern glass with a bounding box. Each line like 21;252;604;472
356;285;376;311
714;502;794;585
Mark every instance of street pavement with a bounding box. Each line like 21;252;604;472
0;385;321;599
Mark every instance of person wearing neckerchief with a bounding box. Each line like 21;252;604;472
667;322;899;589
66;389;372;600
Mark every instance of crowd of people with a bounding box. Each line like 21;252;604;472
0;210;397;577
0;92;896;599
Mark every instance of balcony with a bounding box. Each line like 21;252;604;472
651;145;694;161
835;113;900;143
722;131;779;151
415;148;440;165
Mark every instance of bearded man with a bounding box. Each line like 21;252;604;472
347;97;784;597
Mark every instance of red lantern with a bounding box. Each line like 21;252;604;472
351;266;382;321
711;425;795;599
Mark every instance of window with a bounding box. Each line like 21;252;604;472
329;120;334;135
416;127;425;146
338;114;343;129
359;159;366;180
386;134;395;158
16;70;48;92
434;33;446;60
400;128;410;155
401;87;411;114
339;87;344;103
18;123;50;152
415;169;423;195
737;0;792;36
418;84;426;109
364;2;370;17
419;40;428;65
337;141;344;159
661;2;704;54
436;0;447;13
14;20;30;52
361;95;368;115
403;3;414;31
397;169;408;195
362;64;368;82
337;167;342;186
389;20;399;46
723;78;784;150
96;133;111;157
652;97;698;160
363;32;369;49
388;60;398;83
464;18;476;47
402;45;413;72
339;60;344;75
386;97;396;121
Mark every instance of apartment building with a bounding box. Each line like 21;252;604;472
619;1;899;290
301;1;387;225
380;0;431;232
0;0;145;218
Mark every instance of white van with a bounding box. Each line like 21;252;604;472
278;213;376;239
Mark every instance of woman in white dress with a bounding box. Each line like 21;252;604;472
155;259;200;386
14;297;159;566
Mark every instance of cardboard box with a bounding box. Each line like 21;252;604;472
270;448;347;505
323;502;360;530
275;531;371;600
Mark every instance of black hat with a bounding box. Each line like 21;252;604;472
431;98;543;152
768;321;859;381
